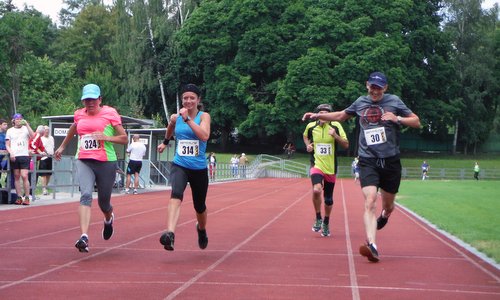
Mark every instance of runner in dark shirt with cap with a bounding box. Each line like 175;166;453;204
303;72;421;262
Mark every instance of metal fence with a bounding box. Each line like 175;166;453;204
2;154;498;205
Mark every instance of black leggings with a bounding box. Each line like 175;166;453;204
169;163;208;213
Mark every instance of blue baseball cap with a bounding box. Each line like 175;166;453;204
81;84;101;100
367;72;388;88
12;113;23;119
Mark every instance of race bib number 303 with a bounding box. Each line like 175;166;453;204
364;127;387;146
177;140;199;157
80;134;100;151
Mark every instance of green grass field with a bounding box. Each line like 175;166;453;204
398;180;500;263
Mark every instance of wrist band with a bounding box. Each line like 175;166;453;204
162;138;169;145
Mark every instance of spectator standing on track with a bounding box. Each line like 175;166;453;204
230;154;239;177
54;83;127;253
421;160;430;180
303;104;349;237
157;84;211;251
40;126;55;195
5;113;34;205
302;72;420;262
125;134;146;194
239;153;248;178
473;162;480;180
0;119;8;184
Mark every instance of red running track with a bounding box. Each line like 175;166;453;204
0;178;499;299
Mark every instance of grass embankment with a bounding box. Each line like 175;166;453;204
398;180;500;263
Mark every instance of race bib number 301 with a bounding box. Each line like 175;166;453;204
177;140;199;157
364;127;387;146
80;134;100;151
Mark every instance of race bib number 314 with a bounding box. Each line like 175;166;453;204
177;140;199;157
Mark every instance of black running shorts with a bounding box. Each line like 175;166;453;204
11;156;30;170
126;160;142;175
358;156;401;194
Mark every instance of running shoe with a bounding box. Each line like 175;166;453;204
321;222;330;237
22;196;30;206
359;243;379;262
377;214;389;230
75;236;89;253
133;189;138;195
312;218;322;232
102;213;114;240
125;189;130;194
15;197;23;205
160;231;175;251
196;223;208;249
43;188;48;195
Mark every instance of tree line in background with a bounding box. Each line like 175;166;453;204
0;0;498;154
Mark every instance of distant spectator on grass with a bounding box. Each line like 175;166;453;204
421;160;429;180
474;162;480;180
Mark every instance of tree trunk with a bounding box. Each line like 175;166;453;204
452;120;458;155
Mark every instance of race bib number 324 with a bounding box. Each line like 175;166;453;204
177;140;199;157
80;134;100;151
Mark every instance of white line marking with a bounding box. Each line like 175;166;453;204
397;204;500;282
164;185;310;300
0;179;303;291
340;179;360;300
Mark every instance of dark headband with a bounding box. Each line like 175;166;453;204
180;84;201;97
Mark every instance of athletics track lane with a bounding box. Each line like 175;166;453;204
0;178;498;299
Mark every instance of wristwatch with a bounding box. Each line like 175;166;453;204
397;116;402;125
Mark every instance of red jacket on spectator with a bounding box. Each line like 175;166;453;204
29;133;46;161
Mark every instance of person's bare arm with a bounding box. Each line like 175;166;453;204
303;110;352;122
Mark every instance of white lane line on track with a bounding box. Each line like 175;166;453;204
164;184;311;300
340;179;360;300
0;179;303;291
397;205;500;282
3;280;498;297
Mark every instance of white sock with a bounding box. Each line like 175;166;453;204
104;213;114;224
